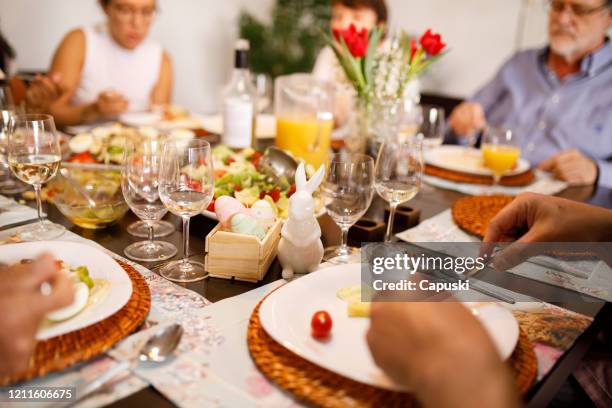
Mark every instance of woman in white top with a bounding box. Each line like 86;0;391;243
48;0;172;127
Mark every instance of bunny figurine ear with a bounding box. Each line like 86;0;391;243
305;165;325;193
295;162;307;191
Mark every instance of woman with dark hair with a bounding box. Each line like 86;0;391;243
47;0;172;127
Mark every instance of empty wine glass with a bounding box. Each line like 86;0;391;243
1;110;28;194
481;126;521;193
122;138;178;262
8;114;65;240
127;219;175;238
398;101;423;142
416;105;445;149
158;139;214;282
375;140;423;242
0;85;27;194
322;153;374;263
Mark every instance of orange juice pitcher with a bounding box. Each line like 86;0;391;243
275;74;334;169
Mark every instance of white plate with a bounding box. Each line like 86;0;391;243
119;112;205;130
0;241;133;340
424;145;530;176
259;263;519;390
200;114;276;139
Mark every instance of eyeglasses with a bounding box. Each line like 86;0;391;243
547;0;609;17
110;3;157;22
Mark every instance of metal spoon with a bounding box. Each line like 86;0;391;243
73;324;183;404
59;167;98;209
259;146;299;184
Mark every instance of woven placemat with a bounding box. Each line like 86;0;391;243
0;260;151;385
248;297;536;407
452;195;515;238
426;164;535;186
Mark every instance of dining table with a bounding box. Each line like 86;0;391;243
3;160;612;408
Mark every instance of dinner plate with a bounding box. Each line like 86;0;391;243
259;263;519;390
0;241;133;340
200;114;276;139
424;145;530;176
119;111;206;130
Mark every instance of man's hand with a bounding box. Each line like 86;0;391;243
0;254;73;376
482;193;612;271
539;149;598;186
367;302;519;408
448;101;486;138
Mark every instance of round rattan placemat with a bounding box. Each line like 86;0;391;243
426;164;535;187
0;260;151;386
248;296;537;407
452;195;515;238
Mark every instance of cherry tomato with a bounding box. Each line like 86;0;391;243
311;310;332;339
268;188;281;202
207;200;215;212
259;191;266;199
69;152;96;164
287;184;297;197
187;180;201;191
234;183;242;192
224;156;235;166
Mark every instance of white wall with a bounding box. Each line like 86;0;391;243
0;0;549;111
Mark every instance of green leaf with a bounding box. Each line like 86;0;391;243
363;27;384;88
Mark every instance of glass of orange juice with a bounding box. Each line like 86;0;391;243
481;127;521;191
274;74;334;169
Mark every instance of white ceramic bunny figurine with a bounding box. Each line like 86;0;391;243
278;162;325;279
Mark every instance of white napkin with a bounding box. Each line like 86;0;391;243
0;195;41;229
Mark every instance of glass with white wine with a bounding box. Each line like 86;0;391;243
322;153;374;263
8;114;65;240
375;140;424;242
122;138;177;262
158;139;214;282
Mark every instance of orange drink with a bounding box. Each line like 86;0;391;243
482;144;521;176
276;115;332;168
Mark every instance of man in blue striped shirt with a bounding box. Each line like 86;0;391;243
449;0;612;189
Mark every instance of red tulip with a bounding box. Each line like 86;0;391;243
410;38;418;60
333;24;369;58
419;29;446;56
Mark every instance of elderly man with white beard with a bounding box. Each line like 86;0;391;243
447;0;612;188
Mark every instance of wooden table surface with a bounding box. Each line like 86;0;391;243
27;181;612;407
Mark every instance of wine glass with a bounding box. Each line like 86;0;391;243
122;138;178;262
322;153;375;263
8;114;65;240
416;105;445;149
0;109;28;194
375;140;424;242
158;139;214;282
481;127;521;193
0;84;27;194
415;105;444;193
398;101;423;142
252;73;272;113
127;219;175;238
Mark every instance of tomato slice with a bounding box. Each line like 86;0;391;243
311;310;332;339
69;152;97;163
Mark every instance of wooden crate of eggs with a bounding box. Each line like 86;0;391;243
204;196;281;282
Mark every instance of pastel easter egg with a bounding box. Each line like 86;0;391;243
250;199;276;230
215;196;246;228
230;213;266;240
